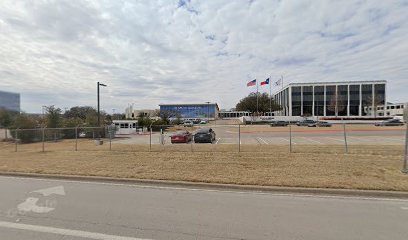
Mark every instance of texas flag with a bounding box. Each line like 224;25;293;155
246;79;256;87
260;78;269;86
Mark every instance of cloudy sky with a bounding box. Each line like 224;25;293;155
0;0;407;113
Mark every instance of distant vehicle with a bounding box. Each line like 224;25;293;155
183;120;193;127
375;119;404;126
192;119;201;124
270;121;289;127
194;128;216;143
199;120;207;124
308;121;332;127
171;131;192;143
79;132;86;138
296;120;317;126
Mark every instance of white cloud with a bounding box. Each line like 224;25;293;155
0;0;407;113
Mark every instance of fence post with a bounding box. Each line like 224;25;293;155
238;124;241;152
5;129;7;139
15;129;18;152
42;128;45;152
343;122;348;154
75;127;78;151
149;125;152;152
289;124;292;153
109;126;112;151
402;123;408;174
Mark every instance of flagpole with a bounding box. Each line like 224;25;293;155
269;76;272;115
281;75;284;90
256;79;259;115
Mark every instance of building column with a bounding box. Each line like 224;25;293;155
312;86;315;117
372;84;375;117
289;87;292;116
359;84;362;116
347;84;350;116
323;85;327;117
300;86;304;116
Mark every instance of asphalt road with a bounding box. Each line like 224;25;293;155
1;176;408;240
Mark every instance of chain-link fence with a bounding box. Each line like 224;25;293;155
1;123;407;171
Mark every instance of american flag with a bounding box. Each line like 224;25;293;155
247;79;256;87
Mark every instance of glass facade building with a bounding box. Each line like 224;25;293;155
0;90;20;112
159;103;219;120
274;80;387;117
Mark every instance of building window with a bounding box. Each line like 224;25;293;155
396;105;401;109
325;85;336;116
314;86;324;116
302;86;313;116
291;86;301;116
362;84;373;116
349;85;360;116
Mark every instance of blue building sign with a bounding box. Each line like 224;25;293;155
159;103;218;119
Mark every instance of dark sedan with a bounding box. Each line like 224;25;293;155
308;121;332;127
270;121;289;127
375;119;404;126
171;131;193;143
296;120;317;126
194;128;216;143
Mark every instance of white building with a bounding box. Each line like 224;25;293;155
365;102;406;118
273;80;387;118
124;105;157;120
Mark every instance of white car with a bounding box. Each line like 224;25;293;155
183;121;193;127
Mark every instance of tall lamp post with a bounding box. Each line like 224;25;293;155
97;82;107;127
206;102;210;123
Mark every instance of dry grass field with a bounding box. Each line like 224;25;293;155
1;140;407;191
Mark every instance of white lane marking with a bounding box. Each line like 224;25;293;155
0;221;151;240
215;138;220;144
325;137;344;142
2;176;408;202
301;137;323;145
257;137;268;144
380;137;405;142
401;207;408;210
31;186;65;196
17;197;54;213
280;137;297;144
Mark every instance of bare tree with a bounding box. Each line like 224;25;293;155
327;88;346;117
365;95;384;117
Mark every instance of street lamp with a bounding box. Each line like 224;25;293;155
97;82;107;127
205;102;210;123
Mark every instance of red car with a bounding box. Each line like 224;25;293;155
171;131;193;143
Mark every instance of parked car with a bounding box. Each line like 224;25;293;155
171;131;193;143
308;121;332;127
183;120;193;127
296;120;317;126
270;121;289;127
375;119;404;126
192;119;201;124
199;120;207;124
194;128;216;143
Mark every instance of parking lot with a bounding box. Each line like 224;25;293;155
114;124;406;146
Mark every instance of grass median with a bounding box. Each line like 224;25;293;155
0;141;407;192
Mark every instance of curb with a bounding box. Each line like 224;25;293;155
1;171;408;199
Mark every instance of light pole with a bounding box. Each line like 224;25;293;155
206;102;210;123
97;82;107;127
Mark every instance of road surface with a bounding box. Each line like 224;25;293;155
1;176;408;240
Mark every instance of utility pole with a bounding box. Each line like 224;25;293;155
206;102;210;123
97;82;107;127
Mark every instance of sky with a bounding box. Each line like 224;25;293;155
0;0;407;113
